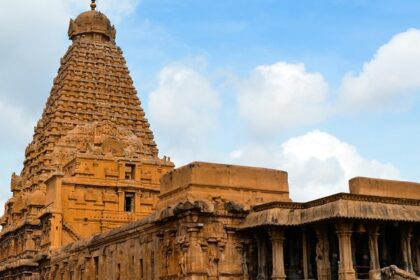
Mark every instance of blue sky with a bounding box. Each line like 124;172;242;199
0;0;420;206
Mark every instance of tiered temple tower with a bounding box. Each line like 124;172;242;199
0;1;173;270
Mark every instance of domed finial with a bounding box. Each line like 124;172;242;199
90;0;97;11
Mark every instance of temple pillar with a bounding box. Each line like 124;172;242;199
368;225;380;270
255;233;268;280
269;228;286;280
302;228;309;280
315;225;331;280
336;221;356;280
367;224;381;280
416;237;420;275
401;225;413;273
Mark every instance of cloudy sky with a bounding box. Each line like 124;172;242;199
1;0;420;209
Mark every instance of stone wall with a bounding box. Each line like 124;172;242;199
41;199;251;280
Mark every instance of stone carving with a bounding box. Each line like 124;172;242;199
178;244;188;277
10;173;22;192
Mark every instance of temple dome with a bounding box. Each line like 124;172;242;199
68;10;116;41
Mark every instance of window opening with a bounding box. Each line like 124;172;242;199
124;192;134;212
94;256;99;279
125;164;135;180
140;259;144;279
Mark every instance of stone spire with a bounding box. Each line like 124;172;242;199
19;7;160;186
0;4;173;268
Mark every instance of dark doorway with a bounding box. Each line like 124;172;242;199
285;227;304;280
379;224;403;268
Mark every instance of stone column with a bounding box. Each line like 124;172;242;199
368;225;380;270
315;226;331;280
302;228;309;280
269;229;286;280
401;225;413;273
336;221;356;280
416;237;420;275
255;233;268;280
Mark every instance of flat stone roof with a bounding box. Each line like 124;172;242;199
240;192;420;229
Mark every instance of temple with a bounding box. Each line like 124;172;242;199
0;2;419;280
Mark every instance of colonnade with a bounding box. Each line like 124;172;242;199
254;221;419;280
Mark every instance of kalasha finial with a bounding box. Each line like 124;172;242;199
90;0;97;11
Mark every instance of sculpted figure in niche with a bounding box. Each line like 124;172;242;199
179;247;187;277
242;245;249;277
207;244;219;278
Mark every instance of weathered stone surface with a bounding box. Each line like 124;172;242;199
158;162;290;210
350;177;420;200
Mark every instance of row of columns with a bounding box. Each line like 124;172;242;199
258;223;358;280
255;222;417;280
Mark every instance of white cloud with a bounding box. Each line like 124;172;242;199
148;61;221;165
229;130;399;202
235;29;420;134
236;62;330;136
338;28;420;112
95;0;141;22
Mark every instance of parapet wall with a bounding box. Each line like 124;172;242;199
349;177;420;200
158;162;290;209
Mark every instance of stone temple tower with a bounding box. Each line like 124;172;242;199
0;1;174;271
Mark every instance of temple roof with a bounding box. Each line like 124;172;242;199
240;193;420;229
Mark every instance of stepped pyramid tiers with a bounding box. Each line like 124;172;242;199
0;2;173;271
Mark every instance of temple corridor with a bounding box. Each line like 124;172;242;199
251;220;419;280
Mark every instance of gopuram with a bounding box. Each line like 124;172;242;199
0;2;419;280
